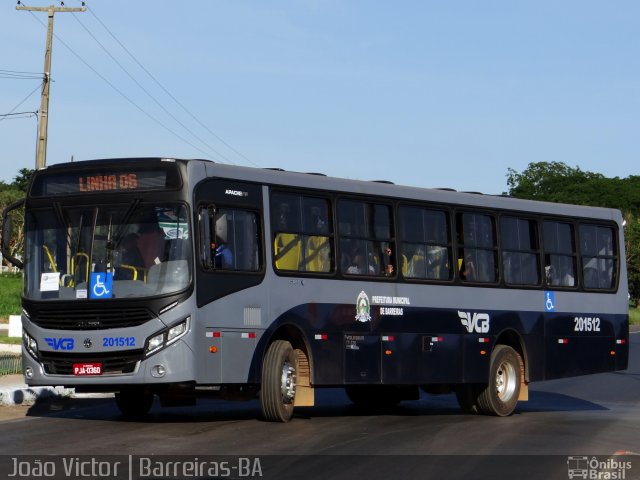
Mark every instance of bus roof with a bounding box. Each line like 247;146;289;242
36;157;622;223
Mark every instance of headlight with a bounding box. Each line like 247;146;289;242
146;332;165;356
167;320;188;344
23;330;38;359
145;317;190;357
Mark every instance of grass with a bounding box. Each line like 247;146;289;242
0;273;22;321
629;307;640;326
0;336;21;345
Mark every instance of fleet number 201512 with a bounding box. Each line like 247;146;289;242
574;317;601;332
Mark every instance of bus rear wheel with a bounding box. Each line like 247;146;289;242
260;340;298;422
476;345;522;416
115;388;154;417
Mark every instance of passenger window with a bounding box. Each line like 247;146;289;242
543;221;577;287
198;206;261;272
456;212;497;283
500;217;540;286
271;193;333;273
398;206;451;281
338;200;395;277
579;224;616;289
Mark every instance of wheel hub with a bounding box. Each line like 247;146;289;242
495;361;517;401
280;361;296;404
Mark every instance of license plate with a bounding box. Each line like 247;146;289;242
73;363;102;376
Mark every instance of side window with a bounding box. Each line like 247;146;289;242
579;224;616;289
338;200;395;277
456;212;497;283
543;221;577;287
399;206;451;281
500;216;540;286
198;206;261;272
271;193;333;273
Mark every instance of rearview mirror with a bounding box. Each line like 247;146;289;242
1;199;25;270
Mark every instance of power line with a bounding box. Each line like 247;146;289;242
0;81;42;124
0;111;38;119
25;10;221;160
17;2;87;169
84;4;259;167
70;12;234;164
0;68;42;75
0;69;44;80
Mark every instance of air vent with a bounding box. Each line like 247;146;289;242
31;307;154;330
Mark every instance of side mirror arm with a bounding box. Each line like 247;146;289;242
2;199;25;270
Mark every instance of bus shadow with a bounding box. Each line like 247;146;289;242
24;388;608;423
514;391;608;413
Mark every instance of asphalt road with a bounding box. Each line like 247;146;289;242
1;331;638;479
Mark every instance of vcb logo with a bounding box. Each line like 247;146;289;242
44;337;75;350
458;311;490;333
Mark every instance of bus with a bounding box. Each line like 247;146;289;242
1;157;629;421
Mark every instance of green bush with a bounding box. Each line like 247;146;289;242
0;274;22;320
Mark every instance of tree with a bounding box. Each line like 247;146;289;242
507;161;640;306
11;168;34;192
0;168;32;267
624;213;640;307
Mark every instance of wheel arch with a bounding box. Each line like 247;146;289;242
495;328;529;383
258;322;315;410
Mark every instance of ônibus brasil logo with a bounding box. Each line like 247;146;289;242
458;311;490;333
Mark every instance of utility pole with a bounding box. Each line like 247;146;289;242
17;3;86;170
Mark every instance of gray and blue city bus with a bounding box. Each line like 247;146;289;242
1;157;629;421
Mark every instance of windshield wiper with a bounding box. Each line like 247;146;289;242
53;202;74;252
110;197;142;250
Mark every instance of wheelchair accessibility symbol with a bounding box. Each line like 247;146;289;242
90;272;113;299
544;291;555;312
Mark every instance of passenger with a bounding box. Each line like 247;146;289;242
383;246;394;276
346;254;366;274
136;221;166;269
461;253;477;281
212;213;233;269
114;233;144;280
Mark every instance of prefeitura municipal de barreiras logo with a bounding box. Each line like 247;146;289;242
355;291;371;323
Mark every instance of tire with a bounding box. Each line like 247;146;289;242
115;388;154;417
476;345;522;416
455;384;479;414
260;340;298;422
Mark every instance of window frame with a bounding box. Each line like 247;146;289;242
455;210;499;284
337;197;396;278
542;219;578;289
398;204;453;282
578;223;618;291
197;204;263;274
270;191;335;275
499;215;541;287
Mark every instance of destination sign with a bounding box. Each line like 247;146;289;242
30;164;181;196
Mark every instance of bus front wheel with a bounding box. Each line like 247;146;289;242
260;340;298;422
476;345;522;416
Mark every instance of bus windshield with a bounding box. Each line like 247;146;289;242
24;203;191;301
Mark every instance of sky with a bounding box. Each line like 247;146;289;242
0;1;638;194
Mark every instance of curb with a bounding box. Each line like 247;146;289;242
0;383;75;406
